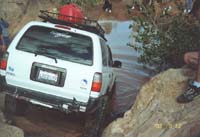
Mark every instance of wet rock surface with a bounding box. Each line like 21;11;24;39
103;68;200;137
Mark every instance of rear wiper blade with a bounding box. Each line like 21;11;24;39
34;51;58;63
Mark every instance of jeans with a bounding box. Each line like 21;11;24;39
186;0;193;10
0;36;10;46
4;36;10;46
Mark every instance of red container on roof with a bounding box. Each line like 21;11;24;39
58;4;84;24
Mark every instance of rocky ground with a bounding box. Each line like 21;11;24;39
103;68;200;137
0;93;24;137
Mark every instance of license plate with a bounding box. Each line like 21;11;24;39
37;70;58;84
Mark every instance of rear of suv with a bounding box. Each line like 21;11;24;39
0;11;122;137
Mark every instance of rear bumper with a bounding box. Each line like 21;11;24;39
0;76;98;113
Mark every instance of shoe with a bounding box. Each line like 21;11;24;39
187;9;191;13
177;80;200;103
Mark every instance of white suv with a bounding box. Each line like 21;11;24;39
0;11;121;137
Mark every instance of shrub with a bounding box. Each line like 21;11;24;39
129;2;200;72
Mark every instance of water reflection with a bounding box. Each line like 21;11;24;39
100;20;150;115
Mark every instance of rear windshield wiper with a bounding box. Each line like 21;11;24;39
34;51;58;63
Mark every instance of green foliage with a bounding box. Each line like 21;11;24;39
60;0;70;5
130;3;200;71
89;0;98;6
165;17;200;66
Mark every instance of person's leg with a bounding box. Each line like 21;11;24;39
187;0;193;11
184;51;200;83
103;1;110;12
3;36;10;46
186;0;193;12
191;51;200;88
103;3;107;11
177;51;200;103
196;51;200;82
103;1;107;11
0;39;2;58
0;38;2;45
184;51;199;65
183;51;199;69
0;36;2;53
108;3;112;13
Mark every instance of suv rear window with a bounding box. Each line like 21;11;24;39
16;26;93;65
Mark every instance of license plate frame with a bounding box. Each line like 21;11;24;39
36;68;60;86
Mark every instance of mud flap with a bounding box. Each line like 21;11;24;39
4;94;29;116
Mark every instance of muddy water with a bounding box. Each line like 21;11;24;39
11;21;150;137
102;20;150;115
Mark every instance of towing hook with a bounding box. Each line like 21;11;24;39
72;97;78;106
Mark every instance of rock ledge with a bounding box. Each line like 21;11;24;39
103;68;200;137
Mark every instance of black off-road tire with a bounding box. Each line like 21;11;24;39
4;94;28;116
0;77;5;92
82;96;109;137
109;82;116;100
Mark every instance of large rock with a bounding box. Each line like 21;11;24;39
0;110;24;137
0;124;24;137
0;93;24;137
0;0;61;37
103;68;200;137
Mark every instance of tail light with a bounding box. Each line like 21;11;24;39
91;72;102;92
0;52;9;70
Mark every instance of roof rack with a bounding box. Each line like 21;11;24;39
39;10;107;41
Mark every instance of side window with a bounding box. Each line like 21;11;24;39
107;46;113;67
100;39;108;66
